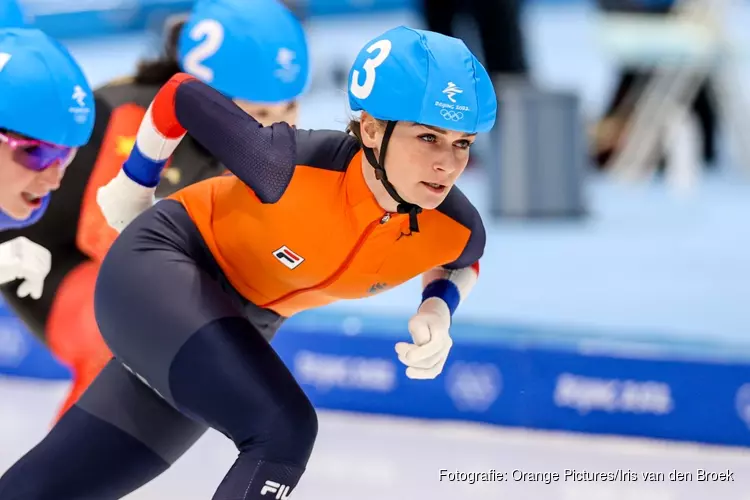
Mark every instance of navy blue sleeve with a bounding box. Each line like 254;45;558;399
0;195;50;231
436;187;486;269
173;79;297;203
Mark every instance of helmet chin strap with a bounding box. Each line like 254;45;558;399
362;120;422;233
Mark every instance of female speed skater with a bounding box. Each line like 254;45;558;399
0;0;310;423
0;25;94;299
0;25;495;499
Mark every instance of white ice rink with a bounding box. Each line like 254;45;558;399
3;376;750;499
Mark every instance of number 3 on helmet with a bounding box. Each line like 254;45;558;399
350;39;391;100
348;26;497;135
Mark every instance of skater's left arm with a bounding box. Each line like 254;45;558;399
395;190;485;380
96;73;297;232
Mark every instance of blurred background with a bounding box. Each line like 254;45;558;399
2;0;750;498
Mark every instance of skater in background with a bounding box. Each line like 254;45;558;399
0;0;310;423
0;26;94;296
0;26;494;499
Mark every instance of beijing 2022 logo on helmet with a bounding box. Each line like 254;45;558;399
434;81;470;123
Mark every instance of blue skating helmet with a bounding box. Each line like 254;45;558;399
347;27;496;232
0;0;27;29
0;28;94;147
178;0;309;104
348;26;497;134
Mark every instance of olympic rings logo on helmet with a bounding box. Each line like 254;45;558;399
440;109;464;122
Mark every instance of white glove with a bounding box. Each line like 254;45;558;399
96;169;156;233
395;297;453;380
0;237;52;300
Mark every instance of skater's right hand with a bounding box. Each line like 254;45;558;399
0;236;52;299
395;297;453;380
97;169;156;233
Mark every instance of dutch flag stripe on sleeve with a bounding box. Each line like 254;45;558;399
123;74;194;187
421;262;480;316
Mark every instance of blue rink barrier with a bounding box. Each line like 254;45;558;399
20;0;420;40
22;0;195;39
273;311;750;448
0;301;70;380
3;299;750;448
19;0;623;41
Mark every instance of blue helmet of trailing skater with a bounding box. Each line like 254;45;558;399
178;0;310;104
348;26;497;134
0;0;27;28
0;28;94;147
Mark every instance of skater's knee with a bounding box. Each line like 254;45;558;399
272;389;318;447
243;388;318;464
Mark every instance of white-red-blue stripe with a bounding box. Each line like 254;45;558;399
421;262;480;316
122;74;194;187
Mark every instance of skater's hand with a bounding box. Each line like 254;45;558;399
395;297;453;380
97;169;156;233
0;237;51;300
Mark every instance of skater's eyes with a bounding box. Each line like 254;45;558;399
418;134;472;150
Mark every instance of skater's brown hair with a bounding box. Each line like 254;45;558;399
134;16;186;86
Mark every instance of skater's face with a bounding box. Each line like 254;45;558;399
234;99;299;127
359;113;475;210
0;131;71;220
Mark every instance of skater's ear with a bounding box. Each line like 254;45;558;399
348;112;384;149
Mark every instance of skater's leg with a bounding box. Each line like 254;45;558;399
46;259;113;422
0;359;207;499
470;0;528;76
421;0;457;37
95;200;317;499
